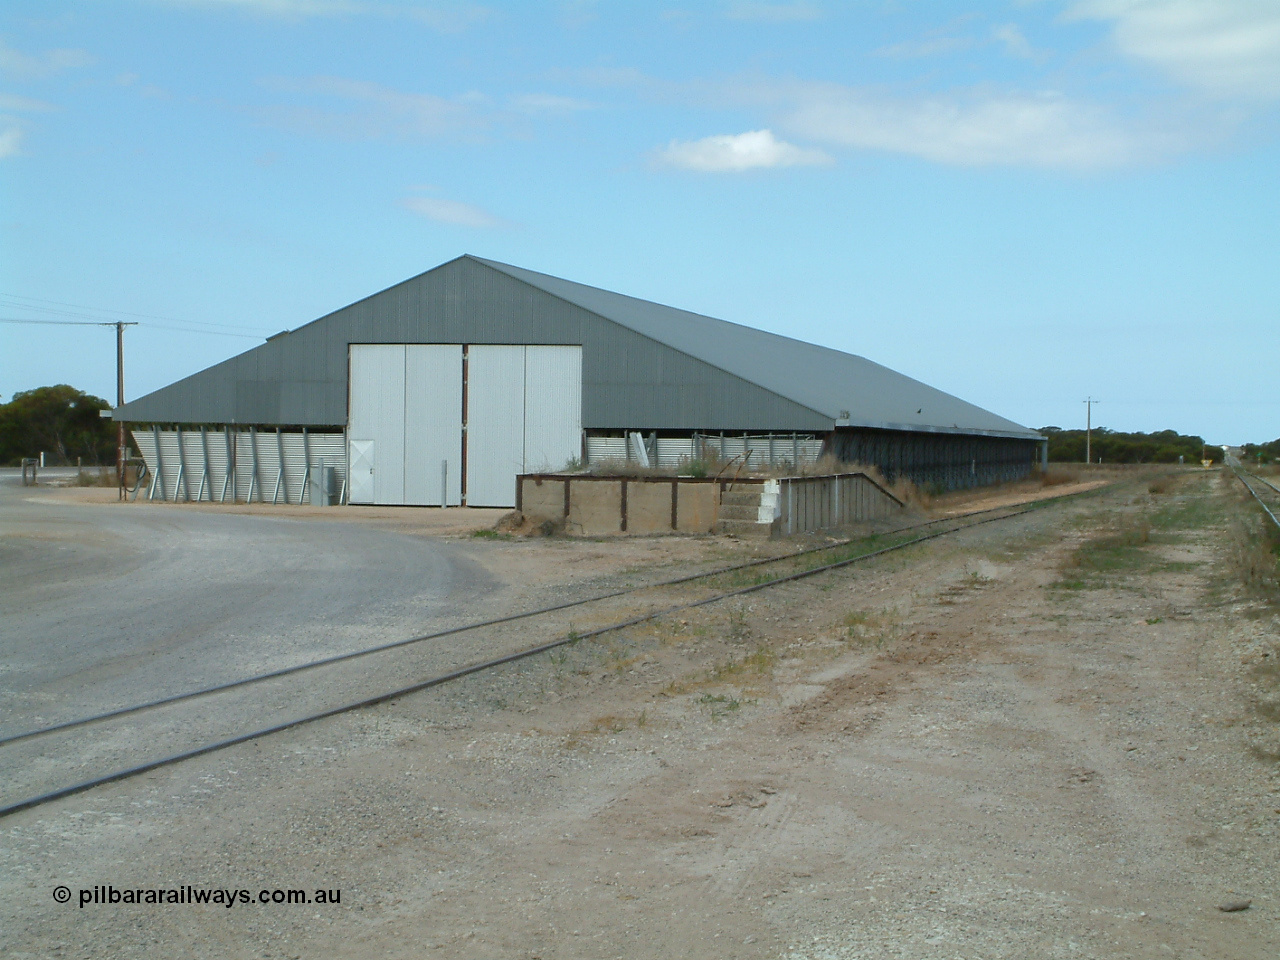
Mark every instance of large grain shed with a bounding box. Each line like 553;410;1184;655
114;255;1045;507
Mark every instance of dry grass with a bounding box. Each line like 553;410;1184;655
1039;465;1081;487
74;467;118;487
1226;514;1280;595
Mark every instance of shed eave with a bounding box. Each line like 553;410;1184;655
838;419;1044;441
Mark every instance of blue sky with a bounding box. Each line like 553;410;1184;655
2;0;1277;444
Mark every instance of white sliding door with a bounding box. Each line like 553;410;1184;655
404;344;463;505
523;345;583;473
350;342;582;508
466;345;526;507
348;344;406;505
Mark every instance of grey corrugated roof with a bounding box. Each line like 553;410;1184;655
473;257;1041;440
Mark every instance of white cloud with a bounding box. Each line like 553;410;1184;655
0;40;93;80
401;193;507;227
403;4;492;32
725;1;821;22
1068;0;1280;99
510;93;593;113
761;81;1163;169
154;1;493;30
0;124;22;159
993;24;1035;59
154;0;363;16
257;75;490;140
0;92;55;112
657;128;832;171
876;36;972;59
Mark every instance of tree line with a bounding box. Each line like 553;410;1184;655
1241;439;1280;464
1039;426;1222;465
0;385;116;466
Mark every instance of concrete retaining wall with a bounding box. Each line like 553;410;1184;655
518;474;723;536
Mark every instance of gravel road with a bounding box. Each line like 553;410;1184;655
2;470;1276;959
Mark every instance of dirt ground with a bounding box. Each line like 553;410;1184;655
4;469;1277;959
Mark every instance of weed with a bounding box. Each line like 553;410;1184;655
726;605;751;642
1057;519;1154;588
1145;616;1163;625
75;467;117;487
1226;516;1280;594
698;692;755;719
681;458;711;478
842;609;896;647
591;714;628;734
471;529;512;540
708;644;775;682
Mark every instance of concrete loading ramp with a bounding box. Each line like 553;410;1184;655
516;472;903;537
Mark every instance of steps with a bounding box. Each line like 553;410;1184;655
714;485;775;537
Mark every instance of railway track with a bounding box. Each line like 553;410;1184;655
0;486;1101;819
1232;465;1280;530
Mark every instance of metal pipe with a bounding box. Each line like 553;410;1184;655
219;429;233;503
248;427;260;503
148;424;163;501
197;426;210;501
302;428;310;506
272;429;285;504
176;426;191;501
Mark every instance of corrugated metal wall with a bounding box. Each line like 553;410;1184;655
585;433;822;470
778;474;901;534
133;427;347;503
826;428;1036;491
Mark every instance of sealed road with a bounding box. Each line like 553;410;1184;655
0;474;496;736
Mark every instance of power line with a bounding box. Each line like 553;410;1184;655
1;317;112;327
0;291;269;334
0;317;263;339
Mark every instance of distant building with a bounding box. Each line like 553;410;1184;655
115;255;1044;507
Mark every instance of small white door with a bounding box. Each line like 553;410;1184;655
348;439;376;504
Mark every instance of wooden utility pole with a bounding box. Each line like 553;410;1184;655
109;322;137;498
1084;397;1099;464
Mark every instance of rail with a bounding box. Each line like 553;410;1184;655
1232;464;1280;531
0;482;1110;820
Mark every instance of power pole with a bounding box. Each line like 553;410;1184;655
107;321;138;499
1084;397;1099;464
